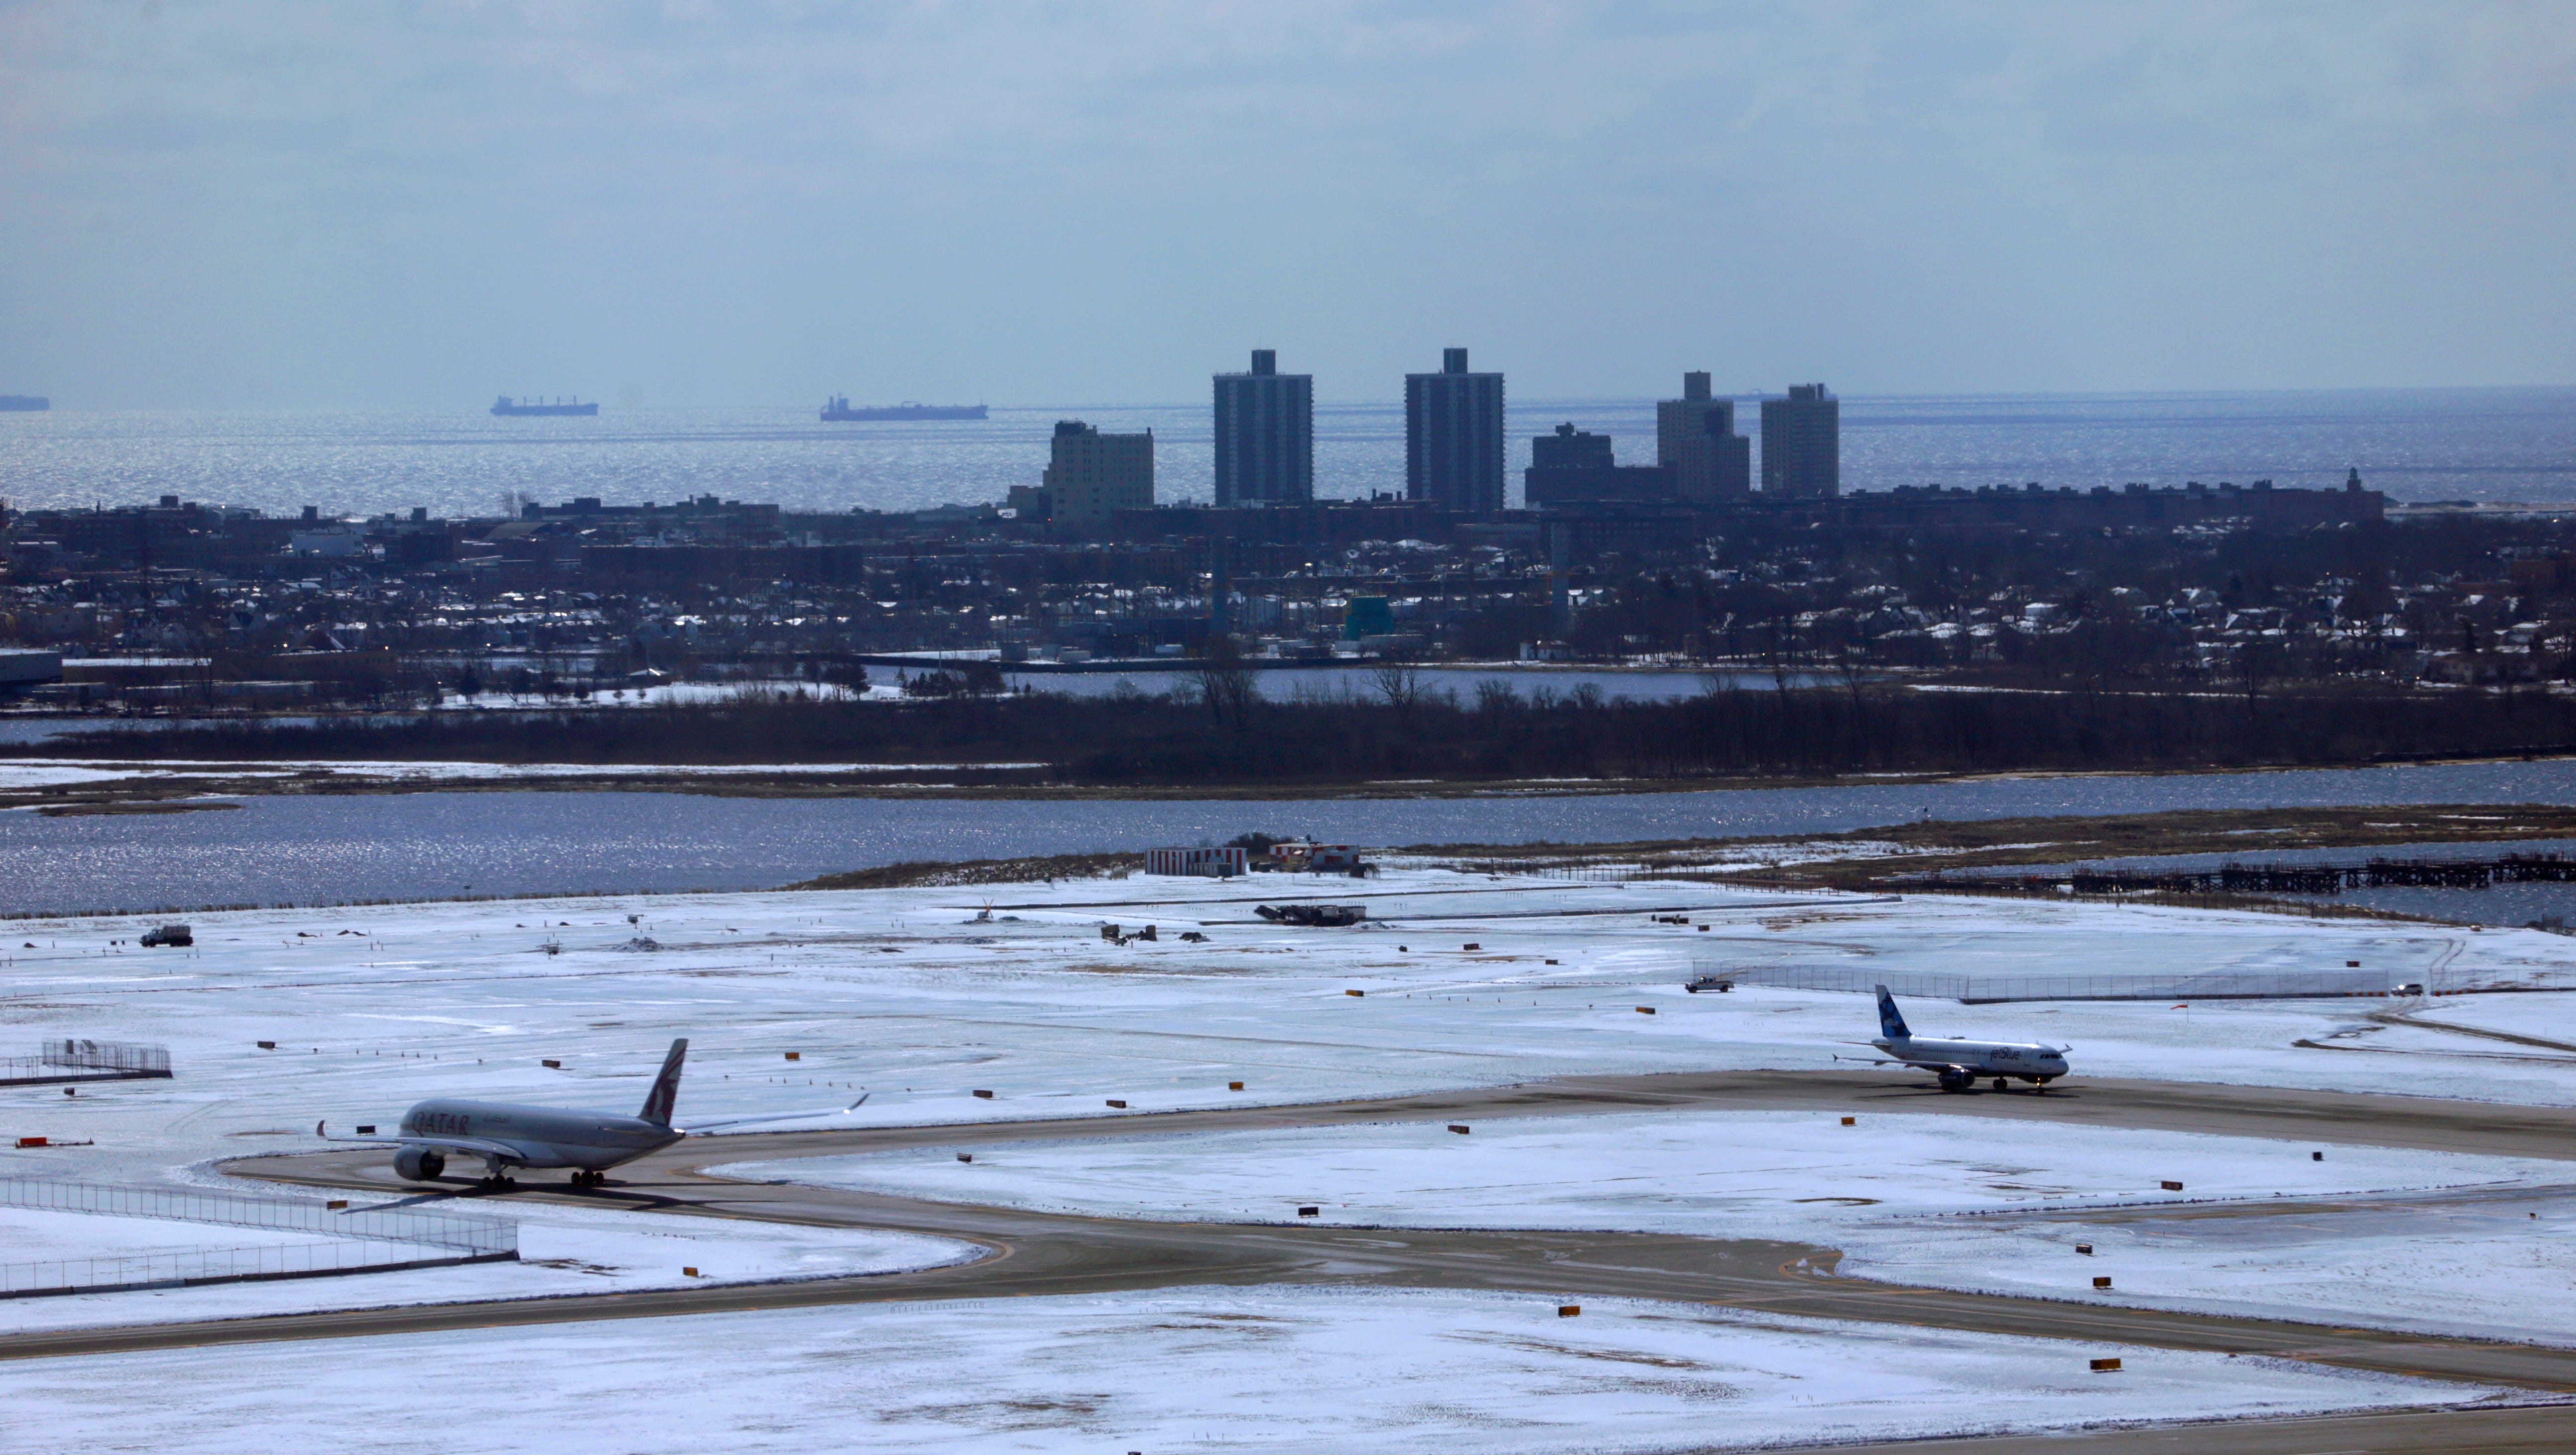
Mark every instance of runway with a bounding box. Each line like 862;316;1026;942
27;1068;2576;1453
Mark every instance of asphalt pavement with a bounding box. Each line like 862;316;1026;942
20;1068;2576;1453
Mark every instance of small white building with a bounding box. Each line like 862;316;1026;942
1144;846;1248;878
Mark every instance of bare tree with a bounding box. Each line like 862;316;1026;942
2236;637;2282;714
1191;637;1259;726
1370;661;1421;712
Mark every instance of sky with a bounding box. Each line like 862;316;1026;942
1;0;2571;409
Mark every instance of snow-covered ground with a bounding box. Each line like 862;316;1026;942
721;1111;2564;1230
0;1194;974;1333
6;868;2576;1351
0;1204;335;1261
437;679;992;710
8;870;2576;1189
1851;1192;2576;1349
0;1286;2493;1455
726;1109;2576;1347
2407;990;2576;1043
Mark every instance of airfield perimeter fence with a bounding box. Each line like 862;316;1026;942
0;1039;171;1087
1449;861;1743;884
0;1178;515;1299
1715;965;2403;1005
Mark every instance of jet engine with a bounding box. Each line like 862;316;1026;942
393;1146;446;1181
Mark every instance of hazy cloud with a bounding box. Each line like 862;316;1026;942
1;0;2569;406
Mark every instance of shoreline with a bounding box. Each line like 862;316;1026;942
6;749;2576;812
10;804;2569;923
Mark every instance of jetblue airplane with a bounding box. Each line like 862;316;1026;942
1850;985;2071;1093
320;1039;693;1188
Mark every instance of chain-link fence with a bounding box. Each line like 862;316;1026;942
0;1040;171;1087
1712;964;2401;1004
0;1237;483;1297
1447;861;1742;884
0;1179;515;1299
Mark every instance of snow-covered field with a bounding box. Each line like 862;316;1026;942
726;1109;2576;1347
722;1111;2564;1230
0;1204;334;1260
0;1195;974;1334
4;866;2575;1431
2407;990;2576;1045
9;870;2576;1193
0;1286;2492;1455
7;871;2572;1195
1853;1192;2576;1349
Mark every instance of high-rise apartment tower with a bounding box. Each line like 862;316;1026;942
1657;372;1751;500
1760;383;1839;497
1404;347;1506;516
1212;349;1313;506
1042;419;1154;527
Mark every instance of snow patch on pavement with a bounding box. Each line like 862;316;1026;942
0;1286;2491;1455
722;1110;2564;1231
729;1110;2576;1346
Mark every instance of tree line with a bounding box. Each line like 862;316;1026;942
29;680;2576;785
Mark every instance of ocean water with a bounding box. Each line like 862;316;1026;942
1;388;2570;521
9;758;2576;916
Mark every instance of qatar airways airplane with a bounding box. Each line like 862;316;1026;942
318;1039;702;1188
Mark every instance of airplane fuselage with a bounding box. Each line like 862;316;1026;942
1871;1037;2069;1081
399;1098;682;1172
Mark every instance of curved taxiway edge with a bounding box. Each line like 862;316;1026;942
13;1069;2576;1455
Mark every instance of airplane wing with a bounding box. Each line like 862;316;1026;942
1832;1054;1971;1072
679;1092;869;1134
314;1121;529;1163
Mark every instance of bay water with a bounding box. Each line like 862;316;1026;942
3;388;2570;521
12;758;2576;916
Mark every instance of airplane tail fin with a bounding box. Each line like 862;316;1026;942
1874;984;1911;1041
639;1038;688;1127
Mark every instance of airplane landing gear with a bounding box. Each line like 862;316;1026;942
569;1169;605;1188
1993;1077;2010;1092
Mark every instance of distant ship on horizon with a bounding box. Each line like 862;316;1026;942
0;395;48;412
821;395;987;422
491;395;599;417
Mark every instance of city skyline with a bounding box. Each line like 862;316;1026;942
7;11;2576;1452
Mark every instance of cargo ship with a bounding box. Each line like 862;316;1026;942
491;395;599;417
821;396;987;422
0;395;48;412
